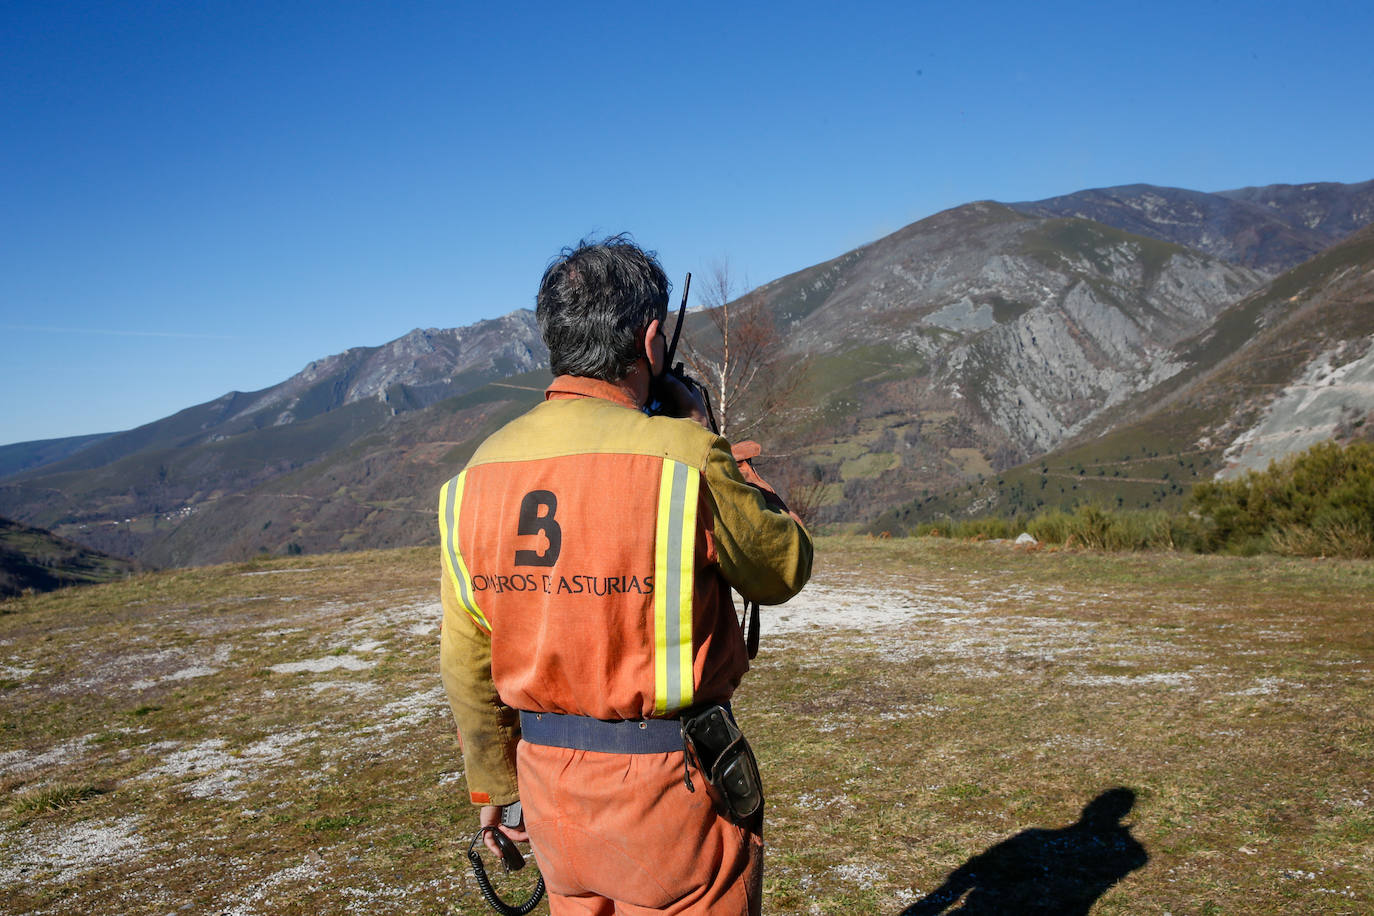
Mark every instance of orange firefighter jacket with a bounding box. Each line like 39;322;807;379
439;375;813;805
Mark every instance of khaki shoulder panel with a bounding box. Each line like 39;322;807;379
466;398;717;470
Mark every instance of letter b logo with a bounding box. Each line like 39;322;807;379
515;489;561;567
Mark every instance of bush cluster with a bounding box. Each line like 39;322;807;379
912;440;1374;558
1190;440;1374;558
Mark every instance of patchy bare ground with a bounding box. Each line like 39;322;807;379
1;539;1370;914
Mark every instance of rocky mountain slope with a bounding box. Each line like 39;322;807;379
5;311;544;481
240;312;546;425
869;222;1374;530
742;201;1263;521
126;375;548;568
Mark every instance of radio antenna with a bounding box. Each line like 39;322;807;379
665;272;691;369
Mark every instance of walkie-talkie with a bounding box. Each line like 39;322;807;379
648;273;720;432
468;801;544;914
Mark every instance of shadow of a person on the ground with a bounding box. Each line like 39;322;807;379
900;787;1148;915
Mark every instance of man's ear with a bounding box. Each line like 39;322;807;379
643;318;665;377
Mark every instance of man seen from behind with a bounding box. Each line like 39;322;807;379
439;234;812;914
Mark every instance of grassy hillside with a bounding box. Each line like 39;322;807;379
2;539;1370;913
868;417;1222;533
0;516;136;597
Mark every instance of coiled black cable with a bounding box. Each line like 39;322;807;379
467;827;545;915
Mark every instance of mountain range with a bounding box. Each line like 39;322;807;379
1;180;1370;570
1010;180;1374;273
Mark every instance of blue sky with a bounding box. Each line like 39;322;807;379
2;1;1371;446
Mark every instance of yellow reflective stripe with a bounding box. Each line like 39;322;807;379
653;459;698;713
440;471;489;632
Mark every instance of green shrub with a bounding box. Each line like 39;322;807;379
1024;506;1201;551
914;517;1021;540
1026;509;1074;544
1191;441;1374;557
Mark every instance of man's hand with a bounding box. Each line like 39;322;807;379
479;803;529;858
657;371;711;428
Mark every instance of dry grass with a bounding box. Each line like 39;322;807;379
1;538;1370;914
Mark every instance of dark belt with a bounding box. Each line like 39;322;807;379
518;710;692;755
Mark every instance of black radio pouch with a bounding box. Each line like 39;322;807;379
681;705;763;825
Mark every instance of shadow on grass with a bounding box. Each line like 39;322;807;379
899;788;1148;915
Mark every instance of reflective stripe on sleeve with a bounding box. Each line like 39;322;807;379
439;471;490;632
653;458;699;714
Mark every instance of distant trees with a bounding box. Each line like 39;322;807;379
677;260;821;524
681;260;808;441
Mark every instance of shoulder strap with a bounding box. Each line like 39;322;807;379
743;597;760;659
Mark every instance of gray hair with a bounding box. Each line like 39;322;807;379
536;235;671;381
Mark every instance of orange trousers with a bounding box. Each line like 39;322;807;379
517;741;763;915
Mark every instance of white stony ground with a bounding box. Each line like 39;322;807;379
0;817;146;887
766;578;1210;689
